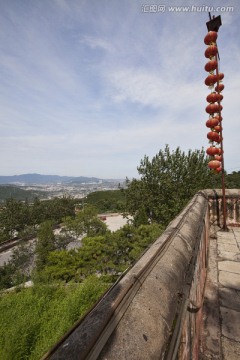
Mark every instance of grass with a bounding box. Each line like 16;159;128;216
0;276;109;360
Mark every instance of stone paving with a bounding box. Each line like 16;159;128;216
201;227;240;359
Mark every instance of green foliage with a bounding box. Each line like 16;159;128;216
0;263;15;290
0;198;25;238
41;223;164;282
63;205;108;238
0;231;73;290
85;190;126;213
125;145;217;227
30;196;75;225
0;197;163;358
225;171;240;188
0;276;109;360
37;250;81;283
0;196;75;243
35;221;56;272
0;185;42;203
6;243;35;286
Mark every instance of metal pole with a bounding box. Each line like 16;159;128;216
215;47;228;230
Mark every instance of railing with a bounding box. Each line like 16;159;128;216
208;189;240;227
44;189;240;360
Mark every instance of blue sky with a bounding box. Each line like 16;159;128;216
0;0;240;178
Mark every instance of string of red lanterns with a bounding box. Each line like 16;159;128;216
204;30;224;172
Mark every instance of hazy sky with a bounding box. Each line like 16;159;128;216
0;0;239;178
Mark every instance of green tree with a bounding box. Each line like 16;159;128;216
0;263;14;290
0;243;34;290
225;171;240;188
63;205;107;238
85;190;126;213
35;221;56;272
10;242;34;281
31;197;45;226
80;235;114;275
125;145;216;227
39;250;81;282
0;198;25;238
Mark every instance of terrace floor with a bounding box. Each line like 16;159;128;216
201;226;240;359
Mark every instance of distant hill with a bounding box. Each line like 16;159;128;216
0;185;44;202
0;174;103;185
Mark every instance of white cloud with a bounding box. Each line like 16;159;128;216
0;0;239;176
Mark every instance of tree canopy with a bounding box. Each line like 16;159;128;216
0;196;75;243
125;145;219;227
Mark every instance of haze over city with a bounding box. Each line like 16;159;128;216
1;0;240;178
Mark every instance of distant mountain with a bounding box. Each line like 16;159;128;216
0;173;103;185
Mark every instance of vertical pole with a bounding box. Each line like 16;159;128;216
215;51;228;230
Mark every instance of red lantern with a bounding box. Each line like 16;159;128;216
215;136;223;144
205;103;220;114
205;45;218;58
205;60;217;72
207;131;220;142
215;155;222;161
214;115;223;122
206;118;219;128
205;74;217;86
204;31;218;45
206;147;220;156
216;167;222;173
218;93;223;101
208;160;221;169
218;148;223;155
215;83;224;92
214;125;222;132
206;92;220;103
217;72;224;81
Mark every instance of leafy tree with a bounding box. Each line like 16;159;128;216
10;242;34;279
0;227;9;243
54;233;73;251
0;198;25;238
43;196;75;223
38;250;81;282
18;225;37;240
0;243;34;290
31;197;46;226
38;223;163;283
226;171;240;188
125;145;217;227
132;206;149;227
80;235;115;275
0;196;76;243
35;221;56;272
63;205;107;239
85;190;126;213
0;263;14;290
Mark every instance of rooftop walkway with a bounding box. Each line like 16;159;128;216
201;227;240;359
